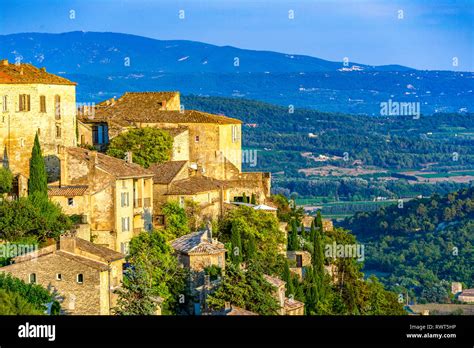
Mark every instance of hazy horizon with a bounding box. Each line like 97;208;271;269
1;0;473;72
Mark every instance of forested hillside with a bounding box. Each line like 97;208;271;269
183;95;474;200
340;187;474;303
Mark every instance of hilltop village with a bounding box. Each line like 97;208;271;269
0;60;407;316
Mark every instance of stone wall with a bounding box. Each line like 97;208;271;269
1;253;105;315
0;83;76;179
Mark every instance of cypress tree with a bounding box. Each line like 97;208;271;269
316;211;323;232
250;193;256;205
312;222;324;276
245;234;257;260
28;133;48;199
288;220;299;251
242;192;248;203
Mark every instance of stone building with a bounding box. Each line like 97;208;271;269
48;147;154;253
0;60;77;191
287;250;312;279
78;91;242;180
263;274;305;315
171;227;226;287
0;235;124;315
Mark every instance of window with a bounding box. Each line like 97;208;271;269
54;95;61;119
120;242;130;255
121;192;129;207
29;273;36;284
155;215;165;226
232;125;239;143
56;125;61;138
92;124;109;145
67;197;74;206
77;274;84;284
195;135;200;142
2;95;7;112
19;94;31;111
56;273;62;281
121;217;130;232
40;95;46;112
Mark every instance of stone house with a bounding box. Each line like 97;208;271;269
0;59;77;192
287;250;312;279
170;227;226;287
0;235;124;315
263;274;305;315
77;91;242;180
48;147;154;253
77;91;271;203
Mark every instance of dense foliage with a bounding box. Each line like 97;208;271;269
114;230;187;315
106;127;173;168
342;187;474;303
0;167;13;194
0;273;60;314
183;95;474;200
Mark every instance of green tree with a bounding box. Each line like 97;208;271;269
106;127;173;168
125;230;187;314
315;211;323;232
250;193;257;205
0;289;44;315
288;220;299;251
162;201;190;239
206;263;280;315
28;133;48;199
0;273;59;314
0;198;71;242
114;267;161;315
242;192;248;203
0;167;13;194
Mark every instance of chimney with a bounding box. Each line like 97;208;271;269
125;151;133;164
59;235;76;253
40;67;46;72
0;59;8;66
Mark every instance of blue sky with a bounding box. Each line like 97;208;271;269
1;0;473;71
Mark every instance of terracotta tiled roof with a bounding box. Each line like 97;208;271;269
264;274;286;288
171;230;226;256
75;237;124;262
148;160;188;184
48;185;88;197
167;176;227;195
0;60;76;85
80;92;241;125
55;251;110;271
66;147;154;179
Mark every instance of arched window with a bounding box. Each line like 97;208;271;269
77;274;84;284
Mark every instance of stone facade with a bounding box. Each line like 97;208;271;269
0;60;77;186
0;236;124;315
49;147;154;253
